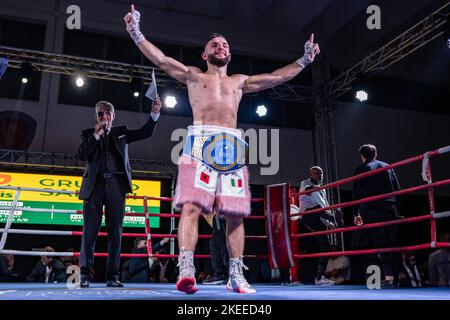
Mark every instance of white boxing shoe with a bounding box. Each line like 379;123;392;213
227;257;256;294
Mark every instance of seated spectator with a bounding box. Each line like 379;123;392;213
26;246;66;283
324;246;351;285
428;232;450;287
121;237;170;283
157;247;178;283
0;254;23;282
197;271;210;284
398;251;424;288
60;248;79;270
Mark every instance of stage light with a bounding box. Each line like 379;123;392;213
74;70;86;88
356;90;368;102
75;76;85;88
20;62;32;85
256;105;267;117
165;95;177;108
131;77;142;98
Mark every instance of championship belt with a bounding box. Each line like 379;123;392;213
183;132;248;172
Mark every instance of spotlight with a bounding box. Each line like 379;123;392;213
19;62;32;85
355;90;368;102
131;77;142;98
165;95;177;108
74;71;86;88
256;105;267;117
75;76;85;88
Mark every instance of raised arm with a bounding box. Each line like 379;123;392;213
124;5;200;83
242;34;320;93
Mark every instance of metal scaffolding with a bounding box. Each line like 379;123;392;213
327;2;450;98
0;149;177;179
311;57;340;205
0;45;312;103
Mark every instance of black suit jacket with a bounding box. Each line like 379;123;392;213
77;116;157;200
26;260;66;283
352;159;401;216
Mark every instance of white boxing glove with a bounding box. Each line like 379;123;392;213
296;39;319;68
128;10;145;45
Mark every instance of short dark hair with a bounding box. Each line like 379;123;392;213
134;238;146;249
359;144;377;161
204;33;227;50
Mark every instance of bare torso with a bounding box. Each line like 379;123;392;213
186;73;245;129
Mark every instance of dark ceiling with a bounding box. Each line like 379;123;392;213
110;0;450;87
0;0;448;126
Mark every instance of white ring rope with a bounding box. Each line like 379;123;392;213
0;186;77;194
0;228;73;236
0;206;77;214
0;249;74;257
0;188;21;250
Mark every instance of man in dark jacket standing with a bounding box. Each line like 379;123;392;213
77;96;161;288
352;144;401;288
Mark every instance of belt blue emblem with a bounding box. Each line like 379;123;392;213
183;132;248;172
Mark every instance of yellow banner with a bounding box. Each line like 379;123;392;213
0;172;161;206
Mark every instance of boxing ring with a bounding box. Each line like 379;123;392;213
0;145;449;300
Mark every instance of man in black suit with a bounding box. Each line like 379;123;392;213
77;96;161;288
352;144;401;288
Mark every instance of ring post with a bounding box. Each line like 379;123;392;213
265;183;295;269
143;196;153;268
0;187;21;250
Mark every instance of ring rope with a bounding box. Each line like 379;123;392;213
290;145;449;199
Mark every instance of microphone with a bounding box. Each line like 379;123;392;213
98;121;108;133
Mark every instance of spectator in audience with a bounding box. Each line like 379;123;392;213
60;248;79;270
121;237;170;283
26;246;66;283
428;232;450;287
157;246;178;283
398;250;424;288
325;246;351;285
197;270;210;284
0;254;23;282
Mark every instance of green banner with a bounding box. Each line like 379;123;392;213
0;200;160;228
